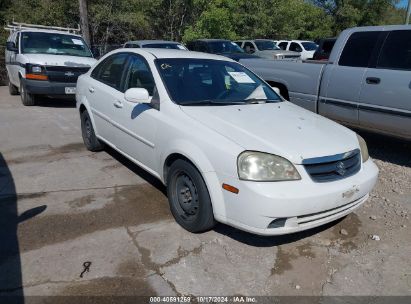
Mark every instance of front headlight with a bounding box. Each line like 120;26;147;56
31;66;43;73
237;151;301;181
356;134;369;163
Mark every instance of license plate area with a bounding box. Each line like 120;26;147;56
65;87;76;94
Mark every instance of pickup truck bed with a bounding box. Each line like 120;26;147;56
241;25;411;140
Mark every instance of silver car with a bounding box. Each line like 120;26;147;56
235;39;300;60
123;40;188;50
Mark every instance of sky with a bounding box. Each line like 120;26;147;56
398;0;409;8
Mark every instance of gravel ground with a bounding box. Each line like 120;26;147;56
0;86;410;301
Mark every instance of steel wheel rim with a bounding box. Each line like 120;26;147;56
84;118;92;141
173;171;199;220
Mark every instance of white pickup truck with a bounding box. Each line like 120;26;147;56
241;25;411;140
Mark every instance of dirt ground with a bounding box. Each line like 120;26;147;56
0;86;410;301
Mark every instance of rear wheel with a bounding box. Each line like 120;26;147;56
20;82;36;106
8;80;19;95
167;159;215;233
80;110;104;152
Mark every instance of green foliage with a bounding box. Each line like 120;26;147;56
312;0;405;35
0;0;407;46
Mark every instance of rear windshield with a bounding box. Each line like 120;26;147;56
142;43;187;50
302;42;318;51
207;41;245;54
255;40;280;51
21;32;92;57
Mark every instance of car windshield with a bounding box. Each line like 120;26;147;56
156;58;282;106
143;43;187;50
255;40;280;51
21;32;93;57
208;41;245;54
302;42;318;51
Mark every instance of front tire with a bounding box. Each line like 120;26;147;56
20;81;36;106
80;110;104;152
167;159;215;233
8;80;19;95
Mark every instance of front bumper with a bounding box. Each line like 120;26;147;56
215;159;379;236
22;78;77;96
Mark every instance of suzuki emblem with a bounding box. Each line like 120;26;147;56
336;162;346;176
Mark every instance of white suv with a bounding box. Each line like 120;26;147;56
276;40;318;60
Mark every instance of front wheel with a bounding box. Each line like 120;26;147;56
20;82;36;106
167;159;215;233
8;80;19;95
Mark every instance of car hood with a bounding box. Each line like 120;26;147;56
217;53;260;61
23;54;97;67
181;102;359;164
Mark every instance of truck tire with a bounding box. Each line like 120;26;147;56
80;110;105;152
8;80;19;96
167;159;216;233
20;82;36;106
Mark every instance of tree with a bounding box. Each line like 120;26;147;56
79;0;91;45
312;0;404;35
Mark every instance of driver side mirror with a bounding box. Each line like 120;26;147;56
124;88;151;104
6;41;18;52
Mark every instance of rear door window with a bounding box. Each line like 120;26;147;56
377;30;411;71
339;31;381;68
278;42;288;50
244;41;255;53
289;42;302;52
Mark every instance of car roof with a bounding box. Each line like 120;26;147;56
277;40;314;43
109;48;236;62
348;24;411;32
14;28;82;37
125;40;182;45
193;39;231;42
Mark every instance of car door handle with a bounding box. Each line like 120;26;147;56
366;77;381;85
113;100;123;108
88;87;95;93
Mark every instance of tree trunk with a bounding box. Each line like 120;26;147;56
79;0;91;46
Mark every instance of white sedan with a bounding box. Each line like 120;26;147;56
76;49;378;236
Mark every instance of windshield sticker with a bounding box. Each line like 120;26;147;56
224;75;231;89
161;63;172;69
228;72;255;84
72;39;84;45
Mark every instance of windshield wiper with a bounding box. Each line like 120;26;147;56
181;100;247;106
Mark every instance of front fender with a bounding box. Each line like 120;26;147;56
159;140;228;220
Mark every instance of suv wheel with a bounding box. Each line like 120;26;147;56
20;82;36;106
167;159;215;233
80;110;104;152
8;80;19;95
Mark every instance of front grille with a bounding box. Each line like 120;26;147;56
45;66;90;83
296;195;367;225
284;55;300;59
303;149;361;183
